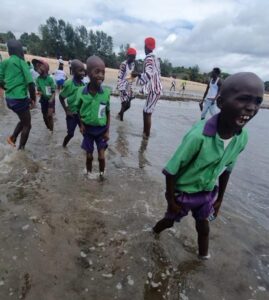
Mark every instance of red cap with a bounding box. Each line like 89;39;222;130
145;37;156;50
127;48;137;55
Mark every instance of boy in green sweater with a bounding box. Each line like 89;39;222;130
59;59;85;147
75;56;110;180
34;59;56;132
0;40;36;149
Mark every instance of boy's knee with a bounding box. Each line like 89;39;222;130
86;153;93;160
98;157;105;163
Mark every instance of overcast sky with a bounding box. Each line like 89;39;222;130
1;0;269;79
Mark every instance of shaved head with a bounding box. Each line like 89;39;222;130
86;55;105;72
7;39;24;59
71;59;84;71
220;72;264;99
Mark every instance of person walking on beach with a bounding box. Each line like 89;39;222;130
117;47;137;121
59;59;85;147
68;60;72;75
0;40;36;149
200;68;222;119
153;72;264;260
181;80;186;95
75;56;110;180
133;37;162;139
34;59;56;132
54;63;67;91
170;76;176;91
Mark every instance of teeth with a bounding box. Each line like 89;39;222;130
242;116;250;120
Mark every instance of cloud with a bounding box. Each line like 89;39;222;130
1;0;269;79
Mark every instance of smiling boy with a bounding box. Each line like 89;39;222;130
153;72;264;260
75;56;110;180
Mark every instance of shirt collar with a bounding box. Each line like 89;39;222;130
203;113;219;136
72;78;83;86
82;84;103;95
203;113;242;137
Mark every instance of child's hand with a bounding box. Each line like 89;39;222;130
103;131;109;141
66;108;73;117
80;123;85;135
168;201;181;215
29;100;36;109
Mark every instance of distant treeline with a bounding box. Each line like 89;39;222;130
0;16;231;83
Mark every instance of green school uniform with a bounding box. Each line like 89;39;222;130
163;114;248;193
36;75;56;101
0;55;33;99
59;79;85;113
75;86;110;126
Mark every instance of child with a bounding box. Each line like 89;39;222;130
200;68;222;119
132;37;162;138
54;63;66;90
153;72;264;260
34;59;56;132
170;76;176;91
59;59;85;147
117;47;137;121
75;56;110;179
0;40;36;149
181;80;186;95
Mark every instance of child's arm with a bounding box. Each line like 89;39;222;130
28;82;36;108
0;63;5;89
59;81;73;116
213;170;230;217
59;94;70;114
103;110;110;141
165;174;181;214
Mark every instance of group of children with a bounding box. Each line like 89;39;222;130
0;38;265;260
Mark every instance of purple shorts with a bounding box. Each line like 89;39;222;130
81;125;108;154
66;114;80;137
6;98;30;114
165;187;218;221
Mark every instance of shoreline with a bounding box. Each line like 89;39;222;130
1;50;268;109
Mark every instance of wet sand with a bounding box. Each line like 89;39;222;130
0;95;268;300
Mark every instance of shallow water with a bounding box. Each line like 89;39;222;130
0;96;268;300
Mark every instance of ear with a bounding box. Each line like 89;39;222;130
216;95;222;109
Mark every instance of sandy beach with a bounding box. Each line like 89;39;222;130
1;51;268;108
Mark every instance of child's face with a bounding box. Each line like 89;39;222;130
87;65;105;88
219;82;263;129
74;66;85;80
37;64;47;75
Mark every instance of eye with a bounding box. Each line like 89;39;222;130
255;97;263;105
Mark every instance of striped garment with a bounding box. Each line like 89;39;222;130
138;53;162;94
117;60;135;103
138;53;162;113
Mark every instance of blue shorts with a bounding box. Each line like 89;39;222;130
66;114;80;137
81;125;108;154
6;98;30;114
56;79;65;87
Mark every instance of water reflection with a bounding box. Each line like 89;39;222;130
138;137;151;169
